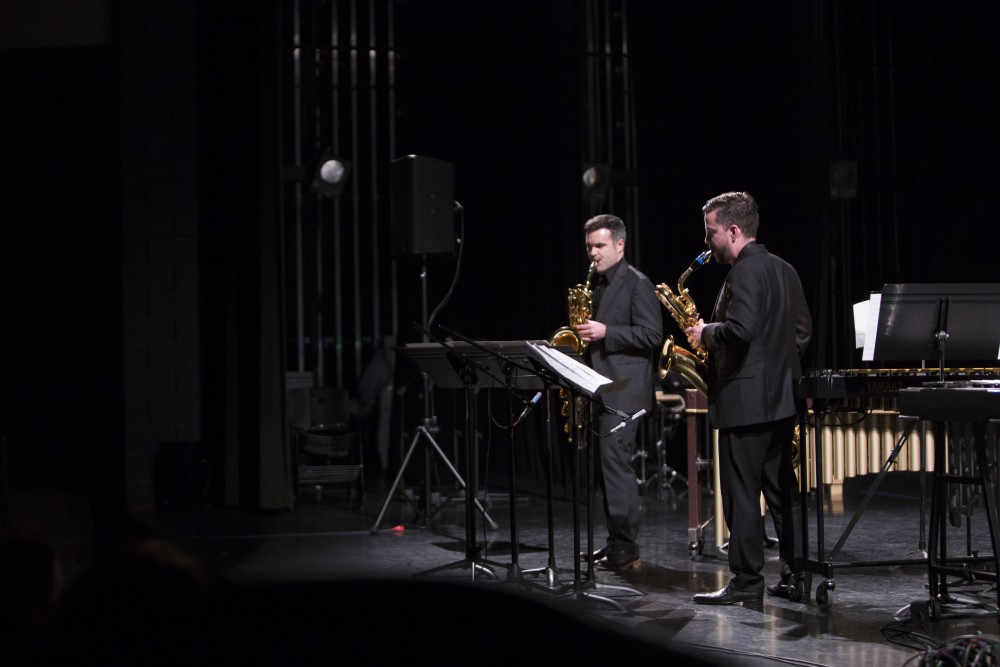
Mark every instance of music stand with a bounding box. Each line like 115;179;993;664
864;282;1000;563
863;283;1000;373
524;342;644;610
371;340;499;580
876;284;1000;619
435;328;560;587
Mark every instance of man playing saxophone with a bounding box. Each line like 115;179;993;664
685;192;812;604
574;214;663;570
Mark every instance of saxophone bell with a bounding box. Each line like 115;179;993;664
549;326;583;352
659;337;707;395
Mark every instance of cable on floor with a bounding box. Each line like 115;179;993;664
897;633;1000;667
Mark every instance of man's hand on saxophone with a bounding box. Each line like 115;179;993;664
574;319;606;344
685;318;706;348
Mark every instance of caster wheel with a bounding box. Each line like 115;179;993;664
688;540;704;561
816;580;834;610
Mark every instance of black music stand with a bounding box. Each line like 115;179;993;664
435;328;564;589
877;284;1000;619
371;341;499;580
524;342;645;610
899;386;1000;621
863;283;1000;374
864;284;1000;565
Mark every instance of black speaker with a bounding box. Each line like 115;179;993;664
391;155;455;256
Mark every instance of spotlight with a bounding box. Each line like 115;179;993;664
581;163;610;201
310;150;351;199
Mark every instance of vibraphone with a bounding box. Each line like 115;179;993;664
795;367;1000;608
681;368;1000;603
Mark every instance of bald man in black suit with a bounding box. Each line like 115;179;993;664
685;192;812;605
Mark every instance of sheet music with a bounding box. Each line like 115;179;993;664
853;298;870;349
525;341;627;397
861;292;882;362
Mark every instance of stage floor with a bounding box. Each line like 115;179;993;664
7;469;1000;665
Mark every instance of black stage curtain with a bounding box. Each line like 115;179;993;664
198;2;292;510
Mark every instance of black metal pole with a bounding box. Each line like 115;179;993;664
504;362;521;581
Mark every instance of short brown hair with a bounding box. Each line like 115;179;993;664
702;192;758;238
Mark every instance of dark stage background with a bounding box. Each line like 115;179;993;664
391;0;999;373
1;1;998;514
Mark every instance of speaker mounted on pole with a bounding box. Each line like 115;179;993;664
391;155;455;256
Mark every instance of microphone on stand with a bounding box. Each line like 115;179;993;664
608;408;647;434
513;391;543;427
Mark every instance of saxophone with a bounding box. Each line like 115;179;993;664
548;262;596;447
655;250;712;395
656;251;802;457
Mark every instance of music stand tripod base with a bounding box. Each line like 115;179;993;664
370;423;497;534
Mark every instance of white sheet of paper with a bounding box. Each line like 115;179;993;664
525;341;624;396
861;292;882;361
853;299;870;349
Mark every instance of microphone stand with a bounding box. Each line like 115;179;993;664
523;342;644;609
580;404;646;602
935;296;950;384
503;356;523;582
551;389;633;610
519;378;568;591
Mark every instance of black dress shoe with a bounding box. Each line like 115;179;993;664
766;569;792;594
579;545;610;562
692;585;762;605
766;572;803;601
595;545;640;570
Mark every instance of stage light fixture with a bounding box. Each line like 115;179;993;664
581;163;610;201
310;151;351;199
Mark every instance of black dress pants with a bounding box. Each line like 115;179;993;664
717;416;797;592
594;410;642;551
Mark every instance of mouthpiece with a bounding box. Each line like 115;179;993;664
690;250;712;271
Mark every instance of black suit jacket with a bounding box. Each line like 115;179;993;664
587;259;664;415
701;242;812;430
